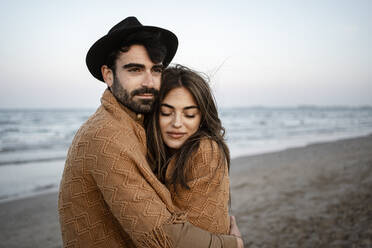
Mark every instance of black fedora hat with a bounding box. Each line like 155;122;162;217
86;16;178;82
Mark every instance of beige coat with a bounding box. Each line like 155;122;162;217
166;138;230;235
58;89;237;247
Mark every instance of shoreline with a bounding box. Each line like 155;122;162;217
1;133;372;204
1;134;372;247
231;132;372;161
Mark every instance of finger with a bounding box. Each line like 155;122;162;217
230;216;236;225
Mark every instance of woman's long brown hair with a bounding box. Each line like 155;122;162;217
146;65;230;190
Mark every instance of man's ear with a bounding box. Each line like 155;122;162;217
101;65;114;87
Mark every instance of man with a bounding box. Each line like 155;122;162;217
58;16;243;247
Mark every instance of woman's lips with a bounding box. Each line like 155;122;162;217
167;132;186;139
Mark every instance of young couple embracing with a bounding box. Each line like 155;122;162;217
58;16;243;248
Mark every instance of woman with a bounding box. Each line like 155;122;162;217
146;65;231;235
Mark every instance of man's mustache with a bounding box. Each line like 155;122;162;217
131;88;159;97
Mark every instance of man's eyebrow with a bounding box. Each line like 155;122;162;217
161;104;199;110
122;63;145;69
152;64;164;69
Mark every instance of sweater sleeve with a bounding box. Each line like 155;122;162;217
167;138;231;235
89;132;235;247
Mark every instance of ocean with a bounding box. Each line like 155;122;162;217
1;107;372;202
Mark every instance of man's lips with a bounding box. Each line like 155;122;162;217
135;93;154;99
167;132;186;139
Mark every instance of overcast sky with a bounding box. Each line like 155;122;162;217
1;0;371;108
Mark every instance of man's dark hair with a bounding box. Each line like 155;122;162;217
105;30;167;73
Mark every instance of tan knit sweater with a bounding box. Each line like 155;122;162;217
58;90;237;248
165;139;230;235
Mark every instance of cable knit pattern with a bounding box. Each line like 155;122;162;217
165;139;230;235
58;89;179;247
58;89;237;248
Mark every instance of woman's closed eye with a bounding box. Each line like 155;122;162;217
160;111;196;118
184;109;199;118
160;111;172;116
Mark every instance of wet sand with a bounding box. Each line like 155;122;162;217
1;135;372;247
0;192;61;248
230;134;372;247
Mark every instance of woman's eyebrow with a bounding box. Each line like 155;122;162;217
161;103;199;110
184;106;199;110
161;103;174;109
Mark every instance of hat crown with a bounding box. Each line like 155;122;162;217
86;16;178;82
108;16;143;34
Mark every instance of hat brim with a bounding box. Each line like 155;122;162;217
86;25;178;82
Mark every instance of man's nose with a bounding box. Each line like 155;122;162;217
142;71;155;88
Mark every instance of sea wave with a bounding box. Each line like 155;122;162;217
0;156;66;166
0;107;372;202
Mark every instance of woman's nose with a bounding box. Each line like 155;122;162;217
172;113;182;128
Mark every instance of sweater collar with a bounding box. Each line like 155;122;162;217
100;89;145;125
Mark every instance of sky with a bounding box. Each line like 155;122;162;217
0;0;371;108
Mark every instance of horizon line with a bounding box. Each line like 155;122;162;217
1;104;372;111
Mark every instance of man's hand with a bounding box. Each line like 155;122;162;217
230;216;244;248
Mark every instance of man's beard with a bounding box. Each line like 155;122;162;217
111;75;159;113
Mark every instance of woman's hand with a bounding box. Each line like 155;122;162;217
230;216;244;248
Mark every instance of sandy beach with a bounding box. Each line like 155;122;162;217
1;135;372;248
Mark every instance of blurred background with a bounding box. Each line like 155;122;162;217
0;0;371;204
